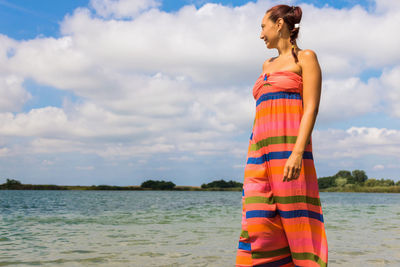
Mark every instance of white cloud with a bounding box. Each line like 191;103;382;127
0;72;253;158
89;0;161;19
318;75;381;122
0;107;68;137
302;1;400;73
0;74;31;112
8;35;97;92
313;126;400;159
379;65;400;117
375;0;400;14
2;0;398;120
373;164;384;170
0;0;400;182
55;2;263;85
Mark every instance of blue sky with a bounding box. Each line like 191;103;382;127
0;0;376;40
0;0;399;186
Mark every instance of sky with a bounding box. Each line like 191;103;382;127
0;0;399;186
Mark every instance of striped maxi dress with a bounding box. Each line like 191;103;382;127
235;70;328;267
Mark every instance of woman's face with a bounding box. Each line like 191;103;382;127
260;12;279;48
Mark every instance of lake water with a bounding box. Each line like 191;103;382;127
0;190;399;266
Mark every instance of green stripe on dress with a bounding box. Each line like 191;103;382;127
291;252;327;267
245;195;321;206
252;246;291;259
274;195;321;206
250;136;297;151
245;196;275;205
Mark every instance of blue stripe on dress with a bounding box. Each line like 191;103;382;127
246;208;324;222
256;91;301;107
247;151;313;165
246;210;277;219
238;241;251;251
278;209;324;223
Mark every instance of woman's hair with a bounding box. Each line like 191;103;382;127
266;5;302;63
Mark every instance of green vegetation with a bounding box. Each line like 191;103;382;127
0;178;141;190
318;169;400;193
140;180;176;190
201;179;242;190
0;179;68;190
0;178;241;191
1;170;399;193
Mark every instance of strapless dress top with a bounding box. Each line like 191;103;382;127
252;70;303;101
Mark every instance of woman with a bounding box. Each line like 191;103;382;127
235;4;328;267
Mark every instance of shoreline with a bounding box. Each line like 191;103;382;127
1;184;400;193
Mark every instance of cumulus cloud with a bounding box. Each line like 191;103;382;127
302;0;400;74
0;0;399;183
89;0;161;19
318;75;381;123
0;74;31;112
379;65;400;118
313;126;400;159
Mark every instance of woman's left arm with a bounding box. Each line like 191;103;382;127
283;49;322;182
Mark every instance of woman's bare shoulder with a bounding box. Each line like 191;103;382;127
298;49;319;62
298;49;320;70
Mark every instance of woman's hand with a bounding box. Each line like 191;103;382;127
283;151;303;182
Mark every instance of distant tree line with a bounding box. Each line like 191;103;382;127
0;178;243;191
0;179;68;190
140;179;176;190
0;178;143;190
201;179;242;189
2;171;400;192
317;169;400;189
